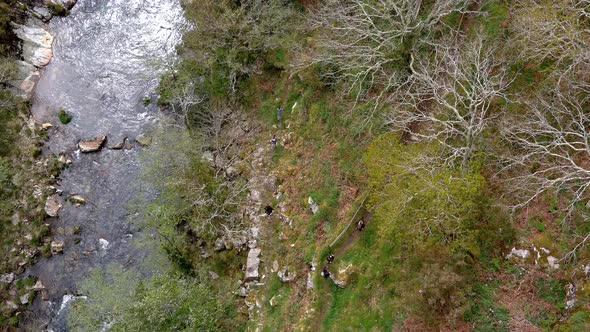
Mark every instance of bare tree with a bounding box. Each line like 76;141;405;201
182;0;295;93
297;0;476;110
388;35;511;167
500;80;590;215
510;0;590;77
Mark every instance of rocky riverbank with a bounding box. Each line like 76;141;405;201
0;1;78;328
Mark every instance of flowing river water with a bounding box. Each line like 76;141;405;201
23;0;185;330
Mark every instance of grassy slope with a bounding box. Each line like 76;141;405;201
242;1;590;331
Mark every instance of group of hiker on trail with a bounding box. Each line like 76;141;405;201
270;106;284;147
321;219;366;279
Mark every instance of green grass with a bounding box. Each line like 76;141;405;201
464;282;510;332
478;0;509;38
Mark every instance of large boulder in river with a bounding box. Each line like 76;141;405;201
79;135;106;152
12;24;54;67
134;134;152;147
44;195;62;217
245;248;261;281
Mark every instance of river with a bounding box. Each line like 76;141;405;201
23;0;185;330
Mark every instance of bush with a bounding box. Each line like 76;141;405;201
68;265;227;331
47;2;70;17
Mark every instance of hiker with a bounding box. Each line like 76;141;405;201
321;267;330;278
277;106;283;121
270;135;278;147
327;253;335;264
265;205;274;216
356;219;365;231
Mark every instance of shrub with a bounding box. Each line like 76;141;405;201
47;2;70;17
57;109;72;124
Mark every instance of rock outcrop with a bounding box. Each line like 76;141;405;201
13;24;54;67
245;248;261;281
8;61;40;99
79;135;106;152
44;195;62;217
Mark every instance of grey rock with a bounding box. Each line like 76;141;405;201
202;151;214;166
108;137;127;150
44;195;62;217
238;286;247;297
13;24;54;67
308;196;319;215
32;280;45;291
20;293;30;305
32;6;52;21
209;271;219;280
135;134;152;147
0;273;15;284
271;260;279;273
245;248;261;281
5;301;18;310
51;240;65;254
8;61;40;99
214;238;225;251
307;272;314;289
278;266;296;282
79;135;106;152
68;195;86;205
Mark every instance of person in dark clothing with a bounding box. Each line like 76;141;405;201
356;219;365;231
321;267;330;278
327;253;335;264
270;135;277;147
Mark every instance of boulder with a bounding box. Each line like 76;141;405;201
278;266;296;282
51;240;64;254
547;256;560;270
13;24;54;67
8;60;40;99
308;196;319;215
214;237;225;251
0;273;15;284
245;248;261;281
271;260;279;273
5;301;18;310
506;247;530;260
32;6;52;21
202;151;214;166
307;272;314;289
41;122;53;130
68;195;86;205
79;135;106;152
32;280;45;291
20;293;30;305
134;134;152;147
209;271;219;280
108;137;127;150
44;195;62;217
